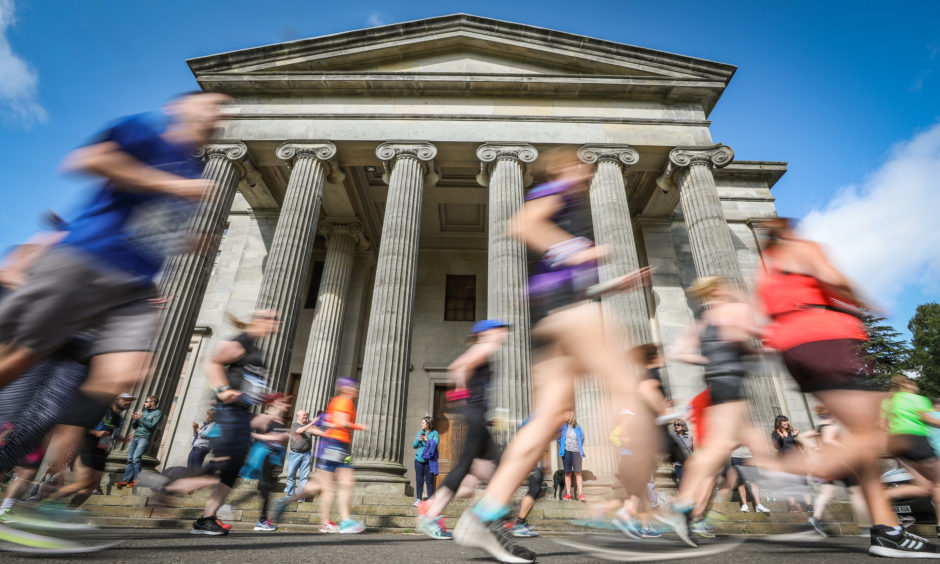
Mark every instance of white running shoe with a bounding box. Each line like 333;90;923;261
756;504;771;514
740;504;749;512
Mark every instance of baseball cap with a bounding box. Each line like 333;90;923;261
117;393;137;400
470;319;510;335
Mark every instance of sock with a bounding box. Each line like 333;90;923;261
472;496;510;522
872;524;902;536
515;518;526;526
0;498;15;511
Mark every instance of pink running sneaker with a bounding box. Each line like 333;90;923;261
319;521;339;533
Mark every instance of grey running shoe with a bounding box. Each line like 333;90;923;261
807;517;827;537
453;510;535;564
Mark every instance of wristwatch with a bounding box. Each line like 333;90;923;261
214;385;232;395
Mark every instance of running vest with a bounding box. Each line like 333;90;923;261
700;323;746;377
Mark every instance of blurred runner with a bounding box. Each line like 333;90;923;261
417;320;508;540
755;217;940;558
273;378;367;534
156;310;279;536
453;148;653;563
0;92;230;460
664;276;768;546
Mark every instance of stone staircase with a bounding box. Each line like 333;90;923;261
78;472;866;536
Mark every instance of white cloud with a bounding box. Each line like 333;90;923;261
0;0;46;127
366;12;386;27
799;122;940;309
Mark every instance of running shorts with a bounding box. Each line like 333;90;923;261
890;434;936;463
0;246;158;357
705;373;746;405
780;339;873;394
316;437;351;472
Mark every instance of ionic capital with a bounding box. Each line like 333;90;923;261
375;141;438;185
577;144;639;169
276;141;345;184
196;142;248;178
318;219;369;251
657;143;734;193
475;143;538;187
668;144;734;169
198;142;248;162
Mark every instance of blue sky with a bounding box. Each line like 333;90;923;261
1;0;938;339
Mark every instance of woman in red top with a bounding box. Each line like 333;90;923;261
755;218;935;558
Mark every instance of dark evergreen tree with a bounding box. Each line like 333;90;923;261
908;303;940;398
859;315;911;389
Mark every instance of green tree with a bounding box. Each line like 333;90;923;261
909;302;940;398
860;315;911;389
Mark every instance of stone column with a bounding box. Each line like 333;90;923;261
575;145;652;484
353;142;436;482
667;144;742;283
476;143;537;441
295;221;363;415
139;143;247;426
577;145;652;344
255;142;345;393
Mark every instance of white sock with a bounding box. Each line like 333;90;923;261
1;498;16;511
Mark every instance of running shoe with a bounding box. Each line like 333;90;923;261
509;523;538;538
418;515;453;539
114;481;131;488
1;503;95;533
0;522;105;554
271;497;290;524
740;504;749;512
641;526;663;538
869;526;940;558
578;493;586;502
657;505;697;548
191;515;228;536
453;510;536;564
612;509;643;540
755;504;771;514
339;519;365;534
562;493;572;501
253;520;277;531
216;519;232;531
807;517;827;537
319;522;339;533
412;499;421;507
691;520;716;539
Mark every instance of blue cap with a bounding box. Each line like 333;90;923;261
471;319;510;335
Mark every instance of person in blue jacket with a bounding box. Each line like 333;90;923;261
412;416;439;506
558;413;586;501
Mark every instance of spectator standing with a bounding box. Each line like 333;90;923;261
558;413;586;501
671;420;693;485
188;410;216;471
730;445;770;513
771;415;800;455
284;410;315;496
116;395;163;487
412;416;439;506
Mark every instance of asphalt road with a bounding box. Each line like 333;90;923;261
0;528;895;563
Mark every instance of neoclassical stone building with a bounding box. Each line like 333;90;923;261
138;14;813;487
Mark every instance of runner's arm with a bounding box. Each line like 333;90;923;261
62;141;208;200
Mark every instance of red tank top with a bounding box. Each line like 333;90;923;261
756;267;867;351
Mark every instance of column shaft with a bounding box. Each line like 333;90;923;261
296;225;358;415
255;143;338;392
483;152;533;440
137;143;246;429
353;142;435;480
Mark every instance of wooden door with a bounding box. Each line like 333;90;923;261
433;385;465;486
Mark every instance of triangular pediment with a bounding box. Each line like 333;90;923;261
190;14;735;82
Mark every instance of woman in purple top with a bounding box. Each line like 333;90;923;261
454;148;654;564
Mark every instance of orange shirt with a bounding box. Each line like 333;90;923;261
324;395;355;444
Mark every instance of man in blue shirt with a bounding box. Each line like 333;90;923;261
0;92;229;435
